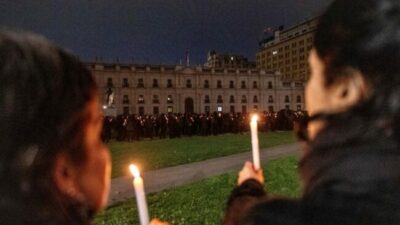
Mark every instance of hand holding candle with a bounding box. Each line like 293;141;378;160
130;164;149;225
250;115;261;170
238;161;265;185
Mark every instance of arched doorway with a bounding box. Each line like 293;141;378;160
185;97;194;113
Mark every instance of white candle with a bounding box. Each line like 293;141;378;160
250;115;261;170
129;164;149;225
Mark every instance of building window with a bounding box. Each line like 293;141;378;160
138;106;144;115
153;106;159;115
186;79;192;88
107;78;113;88
297;105;302;111
241;95;247;103
229;95;235;103
268;81;273;89
242;105;247;114
285;105;290;110
167;106;173;113
123;106;129;115
122;95;129;104
204;80;209;88
253;105;258;111
295;82;303;87
268;96;274;103
268;106;274;112
241;81;246;89
137;78;144;88
122;78;129;88
253;96;258;103
253;81;258;89
167;95;173;104
153;95;159;104
217;80;222;88
167;79;173;88
229;80;234;88
285;95;290;103
217;95;223;103
153;79;159;88
205;106;210;113
283;82;291;87
230;105;235;113
297;95;302;103
204;95;210;104
138;95;145;104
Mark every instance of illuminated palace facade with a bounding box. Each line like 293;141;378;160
89;63;305;115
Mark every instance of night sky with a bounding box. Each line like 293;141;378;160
0;0;332;65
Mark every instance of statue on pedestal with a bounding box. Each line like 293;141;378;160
105;88;114;107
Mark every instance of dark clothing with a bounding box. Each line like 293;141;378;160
0;196;92;225
224;141;400;225
224;179;266;225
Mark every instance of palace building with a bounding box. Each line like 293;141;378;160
256;17;319;81
89;63;305;115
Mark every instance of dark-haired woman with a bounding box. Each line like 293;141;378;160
224;0;400;225
0;30;111;225
0;31;172;225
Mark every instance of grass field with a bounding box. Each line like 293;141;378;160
95;156;300;225
109;131;296;178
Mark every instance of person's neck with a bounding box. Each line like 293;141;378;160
308;120;326;140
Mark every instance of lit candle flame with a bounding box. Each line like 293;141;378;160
251;115;258;123
129;164;140;177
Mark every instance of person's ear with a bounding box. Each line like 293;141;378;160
329;69;368;111
52;152;82;200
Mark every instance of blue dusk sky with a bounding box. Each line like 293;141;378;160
0;0;332;65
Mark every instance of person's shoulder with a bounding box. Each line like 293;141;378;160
244;198;302;225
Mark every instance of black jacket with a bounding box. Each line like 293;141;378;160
223;141;400;225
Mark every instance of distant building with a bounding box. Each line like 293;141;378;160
256;17;319;81
88;62;305;115
205;50;256;69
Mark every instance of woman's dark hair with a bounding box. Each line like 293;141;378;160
0;30;97;224
310;0;400;148
300;0;400;200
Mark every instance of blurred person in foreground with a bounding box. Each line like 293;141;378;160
223;0;400;225
0;30;166;225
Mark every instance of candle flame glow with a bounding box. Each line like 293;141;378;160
129;164;140;177
251;115;258;123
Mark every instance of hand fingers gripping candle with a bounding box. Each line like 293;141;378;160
250;115;261;170
129;164;149;225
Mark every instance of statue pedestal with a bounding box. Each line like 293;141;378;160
103;107;117;117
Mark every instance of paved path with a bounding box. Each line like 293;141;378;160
108;143;300;205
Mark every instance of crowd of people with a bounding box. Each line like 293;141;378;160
101;110;309;142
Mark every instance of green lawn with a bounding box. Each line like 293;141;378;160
95;156;300;225
109;131;296;178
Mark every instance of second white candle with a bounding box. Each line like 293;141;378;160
130;165;149;225
250;115;261;170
